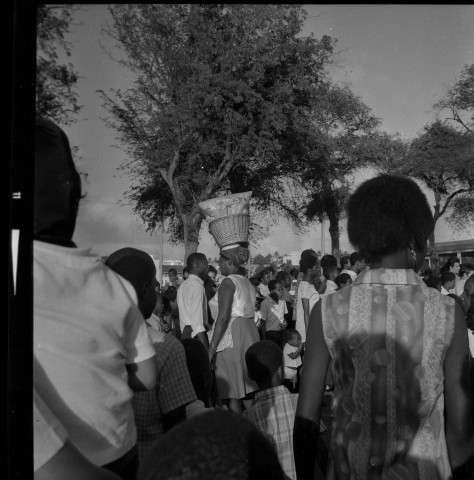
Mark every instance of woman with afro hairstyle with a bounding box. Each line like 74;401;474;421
294;174;473;480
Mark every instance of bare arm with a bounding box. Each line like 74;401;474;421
287;344;303;360
35;440;122;480
444;302;474;471
294;301;330;480
126;356;157;391
195;331;210;350
302;298;310;331
209;279;235;360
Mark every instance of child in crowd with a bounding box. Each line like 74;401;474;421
259;279;288;347
162;287;181;339
150;293;174;333
335;272;352;290
282;329;303;393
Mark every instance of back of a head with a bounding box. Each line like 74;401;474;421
323;264;338;281
424;275;441;291
187;252;207;270
139;410;285;480
347;174;434;263
275;270;290;285
460;263;474;278
245;341;283;386
299;252;317;273
320;254;337;269
340;255;350;270
35;116;81;244
105;248;155;290
249;277;261;288
440;271;456;286
335;273;352;289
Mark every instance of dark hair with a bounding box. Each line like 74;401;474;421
340;255;350;269
168;267;178;276
249;276;261;287
299;254;317;274
246;341;283;385
183;266;190;275
259;269;271;281
268;279;281;292
163;286;177;301
440;271;456;286
424;275;441;290
186;252;207;270
335;273;352;289
323;265;338;281
208;265;217;274
440;257;461;273
347;174;434;263
275;271;291;288
289;268;299;279
349;252;364;267
460;263;474;277
161;294;172;313
139;410;285;480
320;254;337;269
283;328;301;344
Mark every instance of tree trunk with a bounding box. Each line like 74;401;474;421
428;193;442;270
327;211;340;259
183;210;203;263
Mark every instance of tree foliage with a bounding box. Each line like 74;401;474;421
434;64;474;135
36;5;82;125
100;4;335;258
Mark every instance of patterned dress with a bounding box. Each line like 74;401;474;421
321;268;455;480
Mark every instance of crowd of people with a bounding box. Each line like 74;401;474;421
33;116;473;480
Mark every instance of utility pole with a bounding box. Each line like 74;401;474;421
321;218;325;256
160;218;164;285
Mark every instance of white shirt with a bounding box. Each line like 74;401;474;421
259;283;270;297
177;274;207;337
440;286;450;296
34;387;69;472
34;241;156;466
469;329;474;358
322;279;338;297
341;269;357;281
295;281;320;342
283;343;302;369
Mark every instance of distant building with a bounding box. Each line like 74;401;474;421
163;259;184;266
435;239;474;265
282;251;301;266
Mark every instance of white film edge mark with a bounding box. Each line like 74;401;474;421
12;229;19;295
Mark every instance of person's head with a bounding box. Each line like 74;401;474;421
275;270;291;289
349;252;367;274
246;341;283;389
168;268;178;283
267;266;276;280
320;254;337;270
249;276;261;288
283;329;302;348
139;410;285;480
153;293;171;316
219;244;250;277
459;263;473;280
347;174;434;271
289;268;299;280
268;279;284;302
335;273;352;289
442;257;461;276
34;116;82;245
301;249;318;261
181;338;213;406
323;264;338;282
186;252;208;280
423;275;441;291
207;265;217;281
182;266;190;280
105;247;158;319
259;268;272;285
440;271;456;291
299;252;320;278
340;255;351;271
421;267;432;280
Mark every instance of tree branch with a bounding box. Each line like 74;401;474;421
439;188;469;217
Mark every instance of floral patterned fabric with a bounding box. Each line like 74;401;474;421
321;268;456;480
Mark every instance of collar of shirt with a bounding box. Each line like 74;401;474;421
326;280;338;291
254;385;290;402
440;286;451;295
353;268;426;287
185;273;204;285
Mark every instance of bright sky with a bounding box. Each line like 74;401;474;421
61;4;474;261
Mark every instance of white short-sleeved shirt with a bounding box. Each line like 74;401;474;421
34;387;69;472
295;281;320;342
283;343;302;369
177;274;207;337
341;269;357;282
34;241;156;466
260;297;287;331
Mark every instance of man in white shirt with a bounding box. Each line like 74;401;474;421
341;251;367;282
177;252;210;349
455;264;474;297
322;265;338;297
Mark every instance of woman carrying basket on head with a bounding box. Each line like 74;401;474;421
201;193;260;414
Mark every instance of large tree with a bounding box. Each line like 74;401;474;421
434;64;474;135
100;4;335;259
36;4;82;125
378;120;474;259
303;82;383;256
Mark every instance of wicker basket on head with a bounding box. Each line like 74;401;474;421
209;214;250;249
